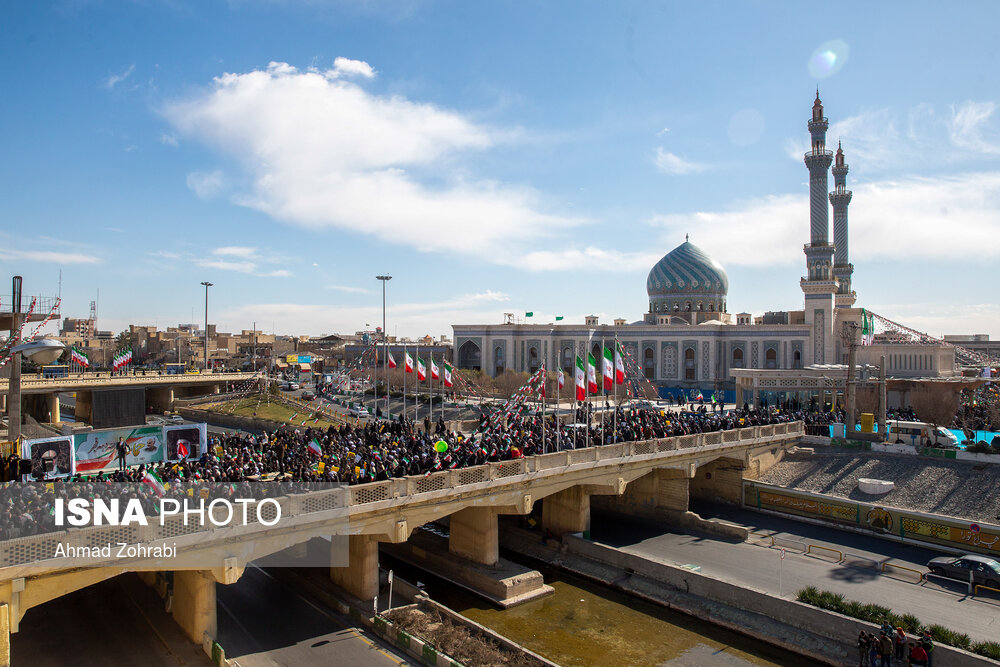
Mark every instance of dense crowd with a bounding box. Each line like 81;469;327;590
950;384;1000;432
0;404;815;539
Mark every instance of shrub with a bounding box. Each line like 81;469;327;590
900;614;922;634
927;624;971;650
972;640;1000;661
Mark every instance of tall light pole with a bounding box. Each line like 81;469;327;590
200;281;213;372
376;274;392;417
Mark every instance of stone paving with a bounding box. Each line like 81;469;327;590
752;449;1000;524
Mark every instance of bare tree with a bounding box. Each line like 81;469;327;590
907;383;961;444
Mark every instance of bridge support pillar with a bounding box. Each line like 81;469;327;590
330;535;379;601
449;507;499;566
542;486;591;537
171;570;217;644
46;393;60;423
0;603;8;667
75;390;93;422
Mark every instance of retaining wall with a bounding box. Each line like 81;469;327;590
564;536;995;667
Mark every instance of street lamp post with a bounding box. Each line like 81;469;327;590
376;275;392;418
200;281;213;372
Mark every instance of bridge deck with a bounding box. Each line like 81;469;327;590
0;371;261;394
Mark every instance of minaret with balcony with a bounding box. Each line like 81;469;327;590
830;141;856;307
801;91;839;364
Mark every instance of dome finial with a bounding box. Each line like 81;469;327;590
685;233;689;242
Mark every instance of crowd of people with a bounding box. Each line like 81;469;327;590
950;384;1000;432
0;404;814;539
857;623;935;667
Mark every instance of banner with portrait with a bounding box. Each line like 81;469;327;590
21;435;74;480
73;425;165;475
163;423;207;461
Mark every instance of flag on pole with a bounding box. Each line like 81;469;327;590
416;357;426;381
860;309;875;346
176;440;190;458
525;311;534;318
404;352;414;373
71;346;89;368
430;358;440;380
557;368;565;389
443;362;453;388
586;352;598;394
602;345;614;390
142;470;165;497
307;438;322;457
574;356;586;401
555;316;564;321
387;352;397;369
614;342;626;384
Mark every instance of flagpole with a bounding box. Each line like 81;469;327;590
541;364;546;455
429;351;434;428
614;337;619;442
414;344;419;423
600;338;605;446
556;369;560;452
403;345;407;422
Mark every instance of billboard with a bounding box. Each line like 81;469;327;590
298;355;312;363
91;387;146;429
73;425;166;475
164;423;207;461
286;354;299;364
21;435;74;480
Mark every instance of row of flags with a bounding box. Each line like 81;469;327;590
384;350;454;387
70;346;90;368
566;341;626;401
524;312;564;321
112;347;133;371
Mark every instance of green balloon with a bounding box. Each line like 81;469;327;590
434;440;448;453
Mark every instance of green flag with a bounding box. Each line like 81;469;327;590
555;316;564;321
525;311;534;317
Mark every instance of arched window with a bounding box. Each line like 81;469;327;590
528;346;539;374
793;350;801;369
561;346;574;375
697;302;703;311
765;348;777;369
732;348;744;368
673;304;680;312
591;343;602;364
644;347;655;379
684;347;696;380
708;303;714;312
685;302;692;311
493;345;504;376
458;340;481;371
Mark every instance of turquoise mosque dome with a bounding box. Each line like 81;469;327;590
646;238;729;315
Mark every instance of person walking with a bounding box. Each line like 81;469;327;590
878;631;893;667
115;437;129;472
894;627;906;662
920;630;934;667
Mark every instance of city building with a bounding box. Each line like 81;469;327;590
452;93;960;403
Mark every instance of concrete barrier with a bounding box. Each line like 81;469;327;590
563;536;995;667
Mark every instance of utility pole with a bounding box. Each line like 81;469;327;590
200;281;213;372
376;275;392;418
879;354;887;439
8;276;23;443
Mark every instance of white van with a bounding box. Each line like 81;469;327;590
888;420;959;447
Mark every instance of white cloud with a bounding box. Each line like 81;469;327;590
330;57;375;79
263;269;292;278
325;285;369;294
186;170;227;199
509;247;661;272
197;259;257;273
949;101;1000;154
213;246;257;258
649;171;1000;267
653;148;706;175
164;61;582;259
160;133;179;147
0;249;100;264
105;64;135;89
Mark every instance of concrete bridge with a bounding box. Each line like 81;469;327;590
0;421;803;657
0;371;259;425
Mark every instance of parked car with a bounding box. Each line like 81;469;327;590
169;415;185;423
926;554;1000;588
348;406;370;418
301;390;315;400
289;382;300;390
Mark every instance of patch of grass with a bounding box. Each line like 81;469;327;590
204;396;339;429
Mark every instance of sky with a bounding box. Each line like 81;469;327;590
2;1;999;340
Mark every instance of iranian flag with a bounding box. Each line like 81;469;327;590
586;352;598;394
71;346;89;368
430;358;440;380
307;438;322;457
416;357;426;381
443;362;453;388
602;345;614;390
614;342;626;384
557;368;565;389
574;356;586;401
142;470;165;497
404;352;414;373
387;352;397;369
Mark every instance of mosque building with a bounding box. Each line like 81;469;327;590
452;94;956;405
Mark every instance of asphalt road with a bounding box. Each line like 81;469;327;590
590;503;1000;642
217;565;412;667
11;573;208;667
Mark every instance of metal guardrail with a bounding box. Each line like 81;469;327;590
881;562;924;582
973;584;1000;597
806;544;843;561
0;371;259;393
0;421;805;568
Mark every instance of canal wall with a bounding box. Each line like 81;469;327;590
560;534;995;667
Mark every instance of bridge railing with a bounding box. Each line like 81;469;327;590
0;422;803;569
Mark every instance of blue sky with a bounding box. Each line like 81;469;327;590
3;1;999;340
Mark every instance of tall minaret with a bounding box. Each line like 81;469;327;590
830;142;855;307
801;91;838;364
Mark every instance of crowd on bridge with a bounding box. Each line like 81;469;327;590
0;404;810;539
